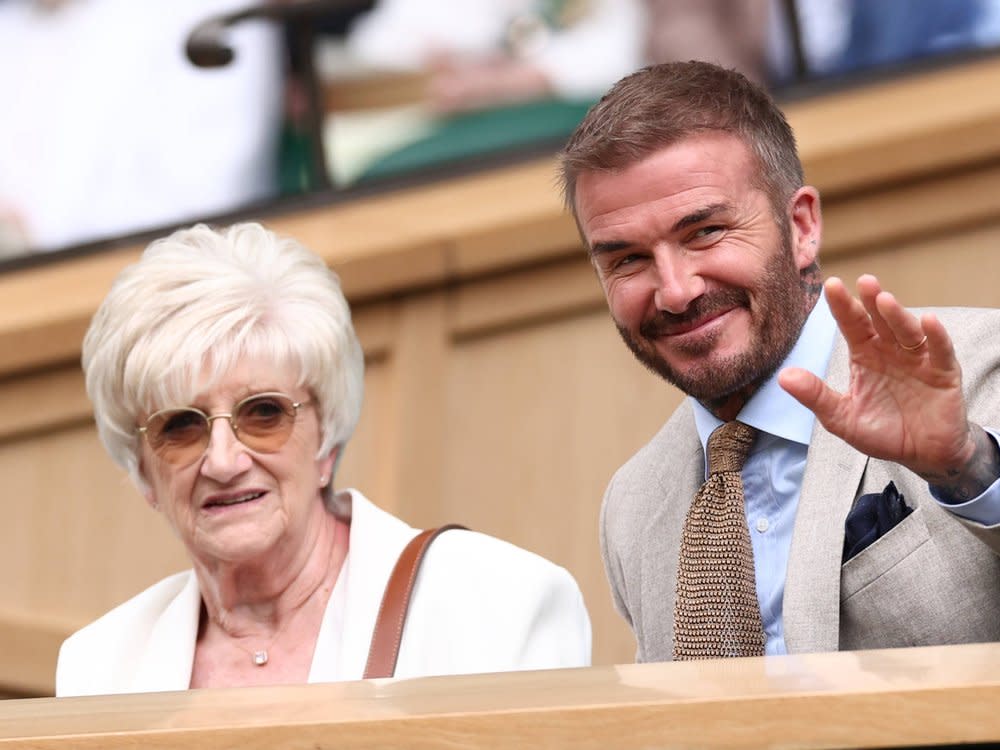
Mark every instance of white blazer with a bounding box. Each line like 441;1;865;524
56;490;591;696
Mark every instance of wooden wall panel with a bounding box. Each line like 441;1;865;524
440;305;683;666
0;424;186;622
335;303;399;517
0;421;183;695
822;222;1000;308
335;356;395;516
378;295;451;522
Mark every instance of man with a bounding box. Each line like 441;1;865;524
560;61;1000;661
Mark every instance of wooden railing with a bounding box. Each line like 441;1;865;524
2;643;999;748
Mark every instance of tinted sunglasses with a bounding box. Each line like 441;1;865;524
138;392;311;466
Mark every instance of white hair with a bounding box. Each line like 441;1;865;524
82;222;365;488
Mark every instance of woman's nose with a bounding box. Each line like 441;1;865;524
200;416;252;480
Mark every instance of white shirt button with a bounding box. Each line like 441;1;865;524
755;517;770;533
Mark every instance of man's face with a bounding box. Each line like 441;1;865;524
575;133;820;404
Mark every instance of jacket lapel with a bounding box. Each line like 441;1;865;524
630;403;704;663
782;334;868;653
132;571;201;692
326;490;418;680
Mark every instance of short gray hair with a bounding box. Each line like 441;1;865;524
82;222;365;487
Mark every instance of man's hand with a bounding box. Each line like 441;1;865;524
778;274;999;501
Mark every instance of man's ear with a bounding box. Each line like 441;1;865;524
788;186;822;269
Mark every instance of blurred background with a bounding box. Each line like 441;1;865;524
3;0;999;260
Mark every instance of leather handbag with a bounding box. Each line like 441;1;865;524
363;524;466;679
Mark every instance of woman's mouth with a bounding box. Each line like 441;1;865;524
203;491;266;509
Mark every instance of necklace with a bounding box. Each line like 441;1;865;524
215;518;349;667
218;611;294;667
245;618;289;666
248;639;278;667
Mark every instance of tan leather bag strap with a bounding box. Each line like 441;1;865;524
363;524;467;679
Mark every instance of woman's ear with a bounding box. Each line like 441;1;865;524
319;445;340;489
137;460;159;510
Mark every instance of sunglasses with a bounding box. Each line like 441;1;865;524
138;392;311;466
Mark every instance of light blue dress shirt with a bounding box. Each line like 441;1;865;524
691;294;1000;654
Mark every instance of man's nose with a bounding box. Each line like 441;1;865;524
652;248;706;314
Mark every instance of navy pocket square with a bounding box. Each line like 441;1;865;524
842;481;913;563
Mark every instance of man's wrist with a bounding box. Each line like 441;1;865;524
926;425;1000;504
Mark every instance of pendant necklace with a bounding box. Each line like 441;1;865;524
225;614;295;667
219;518;347;666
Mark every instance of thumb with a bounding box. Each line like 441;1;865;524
778;367;843;429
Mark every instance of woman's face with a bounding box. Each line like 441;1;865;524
138;359;335;566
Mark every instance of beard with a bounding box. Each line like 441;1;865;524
615;235;809;404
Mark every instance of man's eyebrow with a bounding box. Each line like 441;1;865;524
589;240;633;257
673;203;731;233
588;202;733;256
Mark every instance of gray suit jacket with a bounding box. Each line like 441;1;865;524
600;307;1000;662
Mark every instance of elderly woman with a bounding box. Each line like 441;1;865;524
56;222;590;695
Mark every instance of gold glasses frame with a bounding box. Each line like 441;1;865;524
137;391;311;464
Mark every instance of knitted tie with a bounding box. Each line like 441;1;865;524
673;420;765;660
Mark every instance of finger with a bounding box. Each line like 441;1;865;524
856;274;896;344
778;366;846;432
873;289;927;353
922;312;960;373
824;277;877;350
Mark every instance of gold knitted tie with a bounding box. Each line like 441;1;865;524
673;420;765;660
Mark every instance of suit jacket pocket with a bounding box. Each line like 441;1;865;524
840;504;930;600
838;502;1000;650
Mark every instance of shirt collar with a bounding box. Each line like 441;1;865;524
693;291;837;450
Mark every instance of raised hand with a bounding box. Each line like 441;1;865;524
778;274;998;501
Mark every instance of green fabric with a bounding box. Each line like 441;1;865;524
277;123;315;195
358;98;596;183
